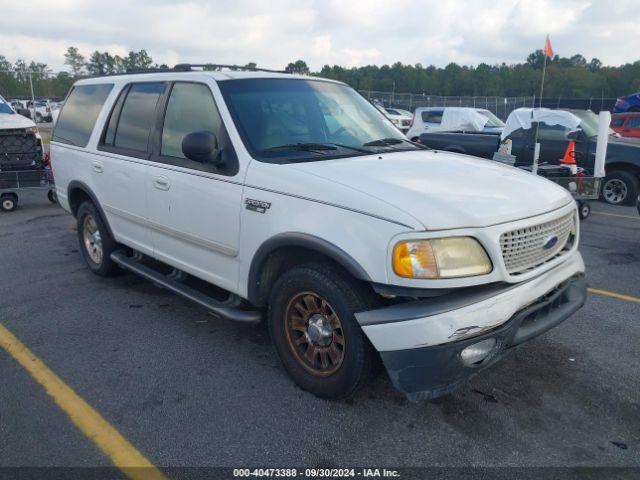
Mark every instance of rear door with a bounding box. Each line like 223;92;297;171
96;81;167;255
146;80;243;292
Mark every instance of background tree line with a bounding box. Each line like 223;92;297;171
1;46;639;100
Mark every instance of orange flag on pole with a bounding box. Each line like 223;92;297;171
543;35;554;59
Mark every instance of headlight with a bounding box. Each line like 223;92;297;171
25;126;38;134
392;237;492;279
391;119;399;125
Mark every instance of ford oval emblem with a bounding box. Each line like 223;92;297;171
543;235;559;250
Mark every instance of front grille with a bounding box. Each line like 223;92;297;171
0;131;42;170
500;212;575;275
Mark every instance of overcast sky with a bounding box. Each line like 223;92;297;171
1;0;638;72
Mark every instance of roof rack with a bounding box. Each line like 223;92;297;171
114;64;288;76
173;64;288;74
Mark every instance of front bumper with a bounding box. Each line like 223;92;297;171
356;252;586;400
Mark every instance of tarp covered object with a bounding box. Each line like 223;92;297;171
501;108;581;140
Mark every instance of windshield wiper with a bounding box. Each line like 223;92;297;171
265;143;337;153
363;138;404;147
363;137;429;150
266;142;373;155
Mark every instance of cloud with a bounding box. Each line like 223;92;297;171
0;0;637;72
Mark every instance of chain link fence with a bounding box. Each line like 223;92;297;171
360;90;617;120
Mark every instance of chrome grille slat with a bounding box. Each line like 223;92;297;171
500;212;575;275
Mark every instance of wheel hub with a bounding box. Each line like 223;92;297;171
603;179;627;204
284;292;345;377
83;215;103;264
307;314;334;347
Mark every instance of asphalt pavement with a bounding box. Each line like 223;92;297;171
0;191;638;475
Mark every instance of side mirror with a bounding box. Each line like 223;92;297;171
567;129;583;141
182;131;222;165
17;108;32;118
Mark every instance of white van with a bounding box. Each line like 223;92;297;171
407;107;505;140
51;66;586;400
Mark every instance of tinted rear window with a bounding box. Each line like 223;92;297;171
421;110;443;123
53;84;113;147
114;82;165;152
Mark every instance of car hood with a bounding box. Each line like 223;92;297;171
290;150;573;230
0;112;36;130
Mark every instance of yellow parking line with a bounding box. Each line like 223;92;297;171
0;323;167;480
588;288;640;304
592;211;639;220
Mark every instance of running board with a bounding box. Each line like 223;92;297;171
110;251;262;324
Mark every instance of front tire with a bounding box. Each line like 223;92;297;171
268;263;380;399
76;201;120;276
601;171;639;206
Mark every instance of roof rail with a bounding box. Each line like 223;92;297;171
123;65;191;75
173;64;288;74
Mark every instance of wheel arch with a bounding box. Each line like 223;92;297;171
605;161;640;178
67;181;115;239
247;233;372;306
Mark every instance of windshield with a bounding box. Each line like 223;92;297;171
570;110;614;137
218;79;411;162
0;97;15;115
477;109;505;127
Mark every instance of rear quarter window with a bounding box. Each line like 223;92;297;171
421;110;443;124
53;84;113;147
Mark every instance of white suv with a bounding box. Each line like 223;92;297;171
51;66;586;401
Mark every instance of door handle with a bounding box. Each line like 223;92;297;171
92;161;103;173
153;175;170;191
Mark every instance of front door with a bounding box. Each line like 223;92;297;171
146;81;243;292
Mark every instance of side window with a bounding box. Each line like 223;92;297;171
161;83;223;158
537;123;571;141
421;110;443;124
626;117;640;128
109;82;165;152
53;84;113;147
611;117;625;128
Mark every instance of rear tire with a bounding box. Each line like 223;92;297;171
76;201;120;276
0;193;18;212
47;189;57;204
601;170;639;206
267;262;380;399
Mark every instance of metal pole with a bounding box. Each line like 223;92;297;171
532;56;548;176
538;54;547;109
29;71;36;117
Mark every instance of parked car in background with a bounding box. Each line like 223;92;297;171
29;100;53;123
406;107;505;141
614;93;640;113
9;101;33;119
51;68;586;401
383;107;412;133
0;95;44;172
418;108;640;206
373;104;412;133
610;113;640;138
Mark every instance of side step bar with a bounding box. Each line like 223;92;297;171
110;251;262;324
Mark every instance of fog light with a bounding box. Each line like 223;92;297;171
460;338;497;366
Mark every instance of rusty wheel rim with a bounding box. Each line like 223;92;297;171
284;292;345;377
